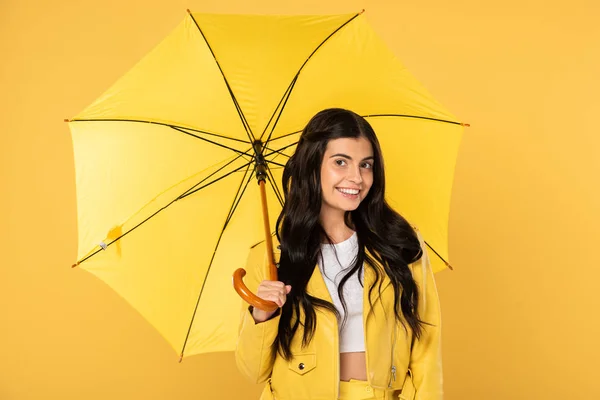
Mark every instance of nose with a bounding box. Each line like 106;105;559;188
347;165;363;184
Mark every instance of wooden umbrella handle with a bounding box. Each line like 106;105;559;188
232;267;278;312
232;178;279;313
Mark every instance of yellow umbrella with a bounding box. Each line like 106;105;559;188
66;9;466;361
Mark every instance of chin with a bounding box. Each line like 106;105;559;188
337;202;361;212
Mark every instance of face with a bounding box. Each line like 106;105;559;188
320;136;374;216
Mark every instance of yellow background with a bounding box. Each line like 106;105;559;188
1;0;598;399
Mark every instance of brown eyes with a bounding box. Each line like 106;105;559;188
334;159;373;169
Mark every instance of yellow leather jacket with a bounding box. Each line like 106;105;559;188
235;230;442;400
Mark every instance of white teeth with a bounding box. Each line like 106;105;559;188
338;188;359;195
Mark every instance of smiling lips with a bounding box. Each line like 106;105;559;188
337;188;360;195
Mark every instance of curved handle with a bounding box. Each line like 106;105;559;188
233;267;279;313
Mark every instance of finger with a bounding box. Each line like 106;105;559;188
257;290;284;308
268;293;284;308
276;291;285;307
256;286;285;297
260;280;287;290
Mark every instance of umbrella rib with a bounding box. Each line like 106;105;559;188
265;163;284;207
263;141;298;159
172;129;249;145
265;111;465;145
362;114;465;126
258;75;297;142
179;158;257;359
423;241;454;271
263;144;291;159
260;112;464;150
224;163;257;228
188;13;256;143
261;75;299;147
267;160;286;168
68;118;251;145
73;153;252;266
177;159;253;200
266;129;303;143
259;11;364;143
169;126;253;161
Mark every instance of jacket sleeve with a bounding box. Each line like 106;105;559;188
409;230;443;400
234;243;281;384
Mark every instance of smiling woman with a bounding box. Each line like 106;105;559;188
235;108;443;400
321;138;375;213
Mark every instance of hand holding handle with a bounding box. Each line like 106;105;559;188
232;267;279;313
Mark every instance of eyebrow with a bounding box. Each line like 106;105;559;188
329;153;375;161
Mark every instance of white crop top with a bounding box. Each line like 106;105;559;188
317;231;365;353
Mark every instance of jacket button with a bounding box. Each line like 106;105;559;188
298;363;305;370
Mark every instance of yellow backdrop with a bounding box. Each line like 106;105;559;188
1;0;598;399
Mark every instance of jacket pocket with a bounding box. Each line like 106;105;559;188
398;369;416;400
288;353;317;375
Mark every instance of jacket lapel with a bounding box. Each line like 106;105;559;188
306;261;334;302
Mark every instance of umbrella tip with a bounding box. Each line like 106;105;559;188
359;9;365;14
186;9;191;15
461;122;470;127
71;261;79;268
179;353;184;363
64;119;70;123
445;261;454;271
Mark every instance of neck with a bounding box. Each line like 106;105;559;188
319;206;355;244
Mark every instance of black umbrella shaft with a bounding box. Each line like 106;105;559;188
253;140;267;183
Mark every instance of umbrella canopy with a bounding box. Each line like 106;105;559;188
67;10;465;359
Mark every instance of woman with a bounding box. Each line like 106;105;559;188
235;108;442;400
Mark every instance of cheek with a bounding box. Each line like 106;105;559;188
363;175;374;193
321;165;342;188
320;171;329;194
